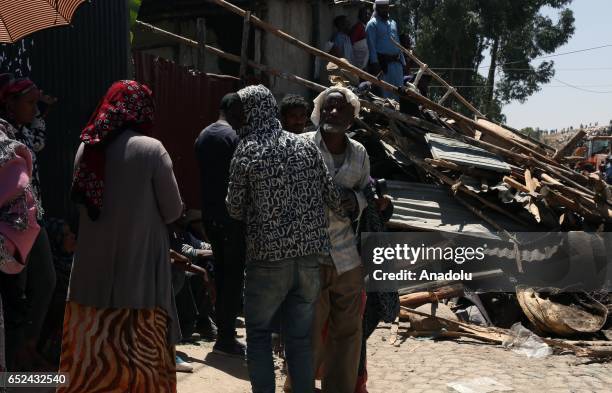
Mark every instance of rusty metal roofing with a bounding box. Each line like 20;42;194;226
425;133;512;173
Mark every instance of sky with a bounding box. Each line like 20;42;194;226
491;0;612;131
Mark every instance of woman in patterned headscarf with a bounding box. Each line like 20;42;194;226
58;80;183;393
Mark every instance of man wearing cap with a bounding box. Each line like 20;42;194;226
366;0;406;98
303;86;370;393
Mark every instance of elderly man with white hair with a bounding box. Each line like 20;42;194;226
366;0;405;99
303;86;370;393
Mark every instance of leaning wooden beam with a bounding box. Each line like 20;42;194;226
531;163;594;196
391;38;484;117
540;173;595;201
553;130;586;161
135;20;327;93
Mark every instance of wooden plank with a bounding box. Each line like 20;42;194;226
477;118;546;154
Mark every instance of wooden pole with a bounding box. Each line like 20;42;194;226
240;11;252;81
196;18;207;72
135;20;324;92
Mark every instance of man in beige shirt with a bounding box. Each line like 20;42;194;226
303;86;369;393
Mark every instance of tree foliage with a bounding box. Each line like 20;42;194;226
128;0;142;41
394;0;575;122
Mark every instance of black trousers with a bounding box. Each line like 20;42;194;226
203;219;246;344
0;228;56;370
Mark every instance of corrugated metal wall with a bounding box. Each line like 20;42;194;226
0;0;129;222
134;52;239;209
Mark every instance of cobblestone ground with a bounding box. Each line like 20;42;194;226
177;323;612;393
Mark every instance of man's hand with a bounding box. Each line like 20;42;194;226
375;195;392;212
195;249;214;259
170;249;190;266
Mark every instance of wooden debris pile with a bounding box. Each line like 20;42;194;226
196;0;612;232
136;0;612;232
136;0;612;360
399;306;612;361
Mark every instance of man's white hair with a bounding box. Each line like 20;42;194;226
311;86;361;127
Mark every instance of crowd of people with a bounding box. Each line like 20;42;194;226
0;1;412;393
324;1;417;100
0;76;397;393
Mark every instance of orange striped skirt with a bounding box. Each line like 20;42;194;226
57;302;176;393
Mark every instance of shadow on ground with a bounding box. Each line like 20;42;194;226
178;350;249;381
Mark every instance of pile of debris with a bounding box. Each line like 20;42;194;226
182;0;612;233
396;285;612;361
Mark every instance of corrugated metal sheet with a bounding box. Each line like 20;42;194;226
425;133;511;173
386;180;528;238
0;0;129;221
134;52;239;209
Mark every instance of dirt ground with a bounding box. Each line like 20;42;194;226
176;323;612;393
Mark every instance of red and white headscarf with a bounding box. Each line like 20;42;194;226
0;74;37;105
71;80;155;220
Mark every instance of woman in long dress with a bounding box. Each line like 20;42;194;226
58;80;183;393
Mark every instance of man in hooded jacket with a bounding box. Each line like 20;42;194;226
226;85;345;393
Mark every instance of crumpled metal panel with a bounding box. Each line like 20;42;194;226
425;133;512;173
386;180;528;238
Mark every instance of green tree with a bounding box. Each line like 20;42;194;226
129;0;142;41
394;0;575;122
520;126;543;141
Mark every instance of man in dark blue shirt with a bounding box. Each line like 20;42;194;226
194;93;246;357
